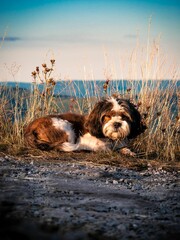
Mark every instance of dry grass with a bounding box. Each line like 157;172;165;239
0;32;179;163
132;82;180;161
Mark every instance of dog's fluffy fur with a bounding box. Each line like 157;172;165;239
24;97;146;155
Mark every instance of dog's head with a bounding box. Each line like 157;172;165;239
85;97;146;140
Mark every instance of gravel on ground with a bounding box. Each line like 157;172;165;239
0;153;179;240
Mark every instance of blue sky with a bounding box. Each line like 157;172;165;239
0;0;179;81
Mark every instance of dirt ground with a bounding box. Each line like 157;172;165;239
0;151;179;240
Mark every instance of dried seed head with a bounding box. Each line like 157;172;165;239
42;63;47;68
36;66;39;72
50;59;55;65
106;79;110;84
51;80;56;86
103;83;108;90
31;71;36;77
47;78;56;86
127;88;131;92
47;78;53;83
45;67;50;72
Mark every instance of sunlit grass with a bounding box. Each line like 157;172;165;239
0;30;179;161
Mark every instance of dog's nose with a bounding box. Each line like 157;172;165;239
114;122;121;129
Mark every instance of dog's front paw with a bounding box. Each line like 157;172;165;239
119;147;136;157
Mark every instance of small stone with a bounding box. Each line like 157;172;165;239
133;184;142;191
0;157;5;162
117;224;126;231
113;180;118;185
34;211;40;217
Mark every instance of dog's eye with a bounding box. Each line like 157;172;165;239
102;115;111;123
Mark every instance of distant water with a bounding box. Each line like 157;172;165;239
0;80;179;98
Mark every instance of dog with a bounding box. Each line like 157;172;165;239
24;97;146;156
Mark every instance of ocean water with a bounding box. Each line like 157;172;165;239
0;80;179;98
0;80;179;119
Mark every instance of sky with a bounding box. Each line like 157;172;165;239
0;0;179;81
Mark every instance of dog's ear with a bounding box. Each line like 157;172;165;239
129;118;147;139
85;99;111;137
85;101;104;137
124;100;147;139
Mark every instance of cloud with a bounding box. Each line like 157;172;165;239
41;33;118;45
0;36;21;42
124;34;137;39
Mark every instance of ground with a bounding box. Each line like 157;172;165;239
0;151;179;240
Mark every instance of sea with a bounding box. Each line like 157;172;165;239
0;80;179;98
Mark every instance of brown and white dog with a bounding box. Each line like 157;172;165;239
24;97;146;155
